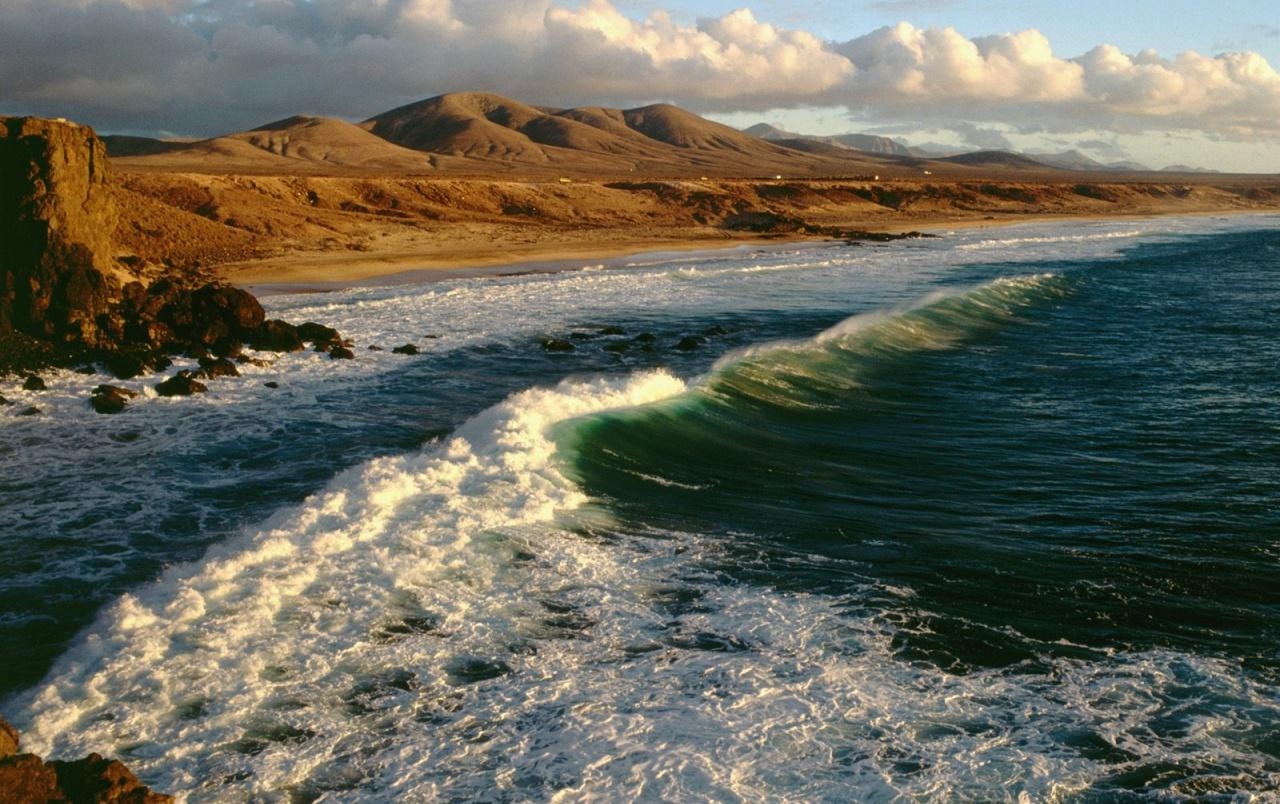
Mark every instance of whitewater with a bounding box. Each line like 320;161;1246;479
2;216;1278;801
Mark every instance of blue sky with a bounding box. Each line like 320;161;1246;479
2;1;1278;172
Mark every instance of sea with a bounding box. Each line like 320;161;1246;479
1;215;1278;802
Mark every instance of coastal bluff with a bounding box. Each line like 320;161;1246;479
0;117;121;357
0;116;346;393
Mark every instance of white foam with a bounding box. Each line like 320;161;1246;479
7;214;1280;801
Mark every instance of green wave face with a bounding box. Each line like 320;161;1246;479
559;273;1076;511
557;260;1278;676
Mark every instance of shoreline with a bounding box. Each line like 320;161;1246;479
231;207;1279;295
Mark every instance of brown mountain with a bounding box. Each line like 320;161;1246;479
108;115;439;173
111;92;973;178
232;115;436;170
361;92;901;176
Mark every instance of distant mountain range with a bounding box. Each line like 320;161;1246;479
101;91;1211;177
745;123;1220;174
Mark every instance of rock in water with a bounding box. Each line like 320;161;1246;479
155;372;207;397
90;384;138;414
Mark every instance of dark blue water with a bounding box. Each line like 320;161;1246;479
3;221;1278;800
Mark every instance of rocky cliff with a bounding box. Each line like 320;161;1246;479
0;117;345;384
0;117;124;352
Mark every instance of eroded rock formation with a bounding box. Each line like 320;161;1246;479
0;117;347;381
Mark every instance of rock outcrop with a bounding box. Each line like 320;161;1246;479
0;715;172;803
0;117;122;352
0;117;348;380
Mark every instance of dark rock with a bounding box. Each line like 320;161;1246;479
197;356;239;379
90;384;136;414
541;338;575;352
49;752;173;804
0;393;9;405
0;718;171;803
298;321;343;351
155;372;207;397
211;338;243;360
598;326;626;335
0;716;17;757
367;345;384;351
675;336;707;351
190;284;264;340
21;374;45;391
104;348;161;380
74;364;97;375
251;319;304;352
329;345;355;360
16;406;40;416
391;343;420;355
263;381;279;389
0;754;60;802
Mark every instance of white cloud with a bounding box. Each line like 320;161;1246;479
1;0;1279;151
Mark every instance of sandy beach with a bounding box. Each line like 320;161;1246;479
112;171;1280;289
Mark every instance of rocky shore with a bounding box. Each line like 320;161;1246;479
0;716;170;803
0;116;347;411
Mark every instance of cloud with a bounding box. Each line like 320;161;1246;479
2;0;1279;147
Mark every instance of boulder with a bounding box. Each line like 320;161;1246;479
196;356;239;379
391;344;420;355
298;321;343;351
21;374;45;391
674;335;706;351
0;718;171;802
104;348;167;380
251;320;304;352
49;752;173;804
0;754;61;803
328;345;355;360
155;371;207;397
90;384;137;414
541;338;575;352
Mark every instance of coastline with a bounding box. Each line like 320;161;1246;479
226;206;1279;294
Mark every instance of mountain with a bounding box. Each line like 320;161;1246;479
359;92;899;176
744;123;914;158
1029;149;1153;173
108;92;1084;178
230;115;436;170
936;150;1055;170
105;115;439;172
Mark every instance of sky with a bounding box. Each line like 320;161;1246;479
2;0;1278;172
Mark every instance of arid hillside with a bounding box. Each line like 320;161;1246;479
110;171;1280;286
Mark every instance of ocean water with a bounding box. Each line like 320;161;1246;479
1;216;1278;801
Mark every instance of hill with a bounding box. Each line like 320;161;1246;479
107;92;1094;179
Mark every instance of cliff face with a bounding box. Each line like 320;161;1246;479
0;117;121;349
